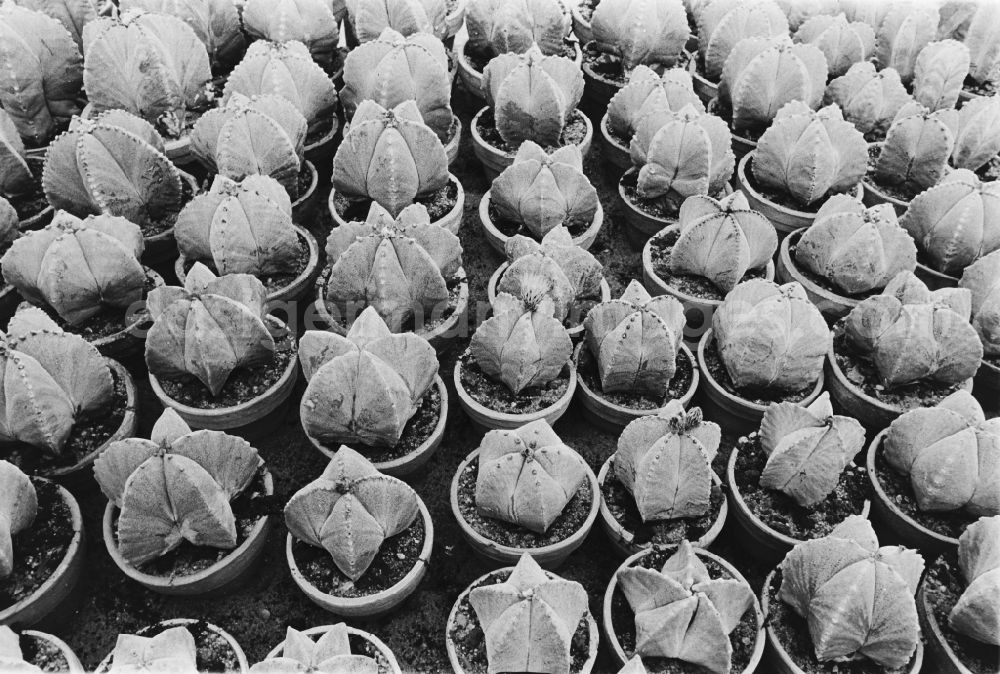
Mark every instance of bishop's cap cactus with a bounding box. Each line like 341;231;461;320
345;0;448;44
590;0;690;72
823;62;912;139
960;249;1000;357
0;109;36;199
607;66;705;141
0;461;36;579
874;2;938;85
107;626;198;674
949;515;1000;645
912;40;971;112
249;625;379;674
119;0;245;69
873;101;956;195
465;0;569;59
793;13;874;79
950;94;1000;173
241;0;340;61
695;0;789;82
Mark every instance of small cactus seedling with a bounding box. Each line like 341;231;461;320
949;515;1000;645
119;0;245;69
106;626;198;674
873;102;956;197
874;2;938;84
960;249;1000;358
249;626;379;673
589;0;690;72
345;0;449;44
823;62;912;140
950;94;1000;173
912;40;971;111
607;66;705;142
465;0;569;59
695;0;789;82
0;461;36;579
793;13;874;78
284;446;421;581
0;109;34;199
241;0;340;61
617;541;754;673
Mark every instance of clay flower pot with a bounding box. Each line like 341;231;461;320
917;575;981;674
688;55;718;105
17;630;84;672
264;625;402;674
455;33;584;103
286;495;433;618
775;228;863;321
597;113;632;175
142;170;200;265
861;143;911;217
580;40;625;111
291;159;319;223
101;470;275;596
327;172;465;236
303;115;342;168
477;189;603;254
96;619;249;673
450;447;600;569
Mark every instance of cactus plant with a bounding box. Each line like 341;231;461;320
94;407;263;565
145;266;275;397
298;306;438;448
241;0;340;62
794;194;917;295
617;541;754;672
615;403;722;521
1;211;145;326
0;110;34;199
874;2;939;85
15;0;98;49
778;516;924;668
950;94;1000;173
468;553;588;674
0;3;83;146
106;626;198;674
958;1;1000;93
465;0;569;59
483;46;585;148
949;515;1000;645
793;13;874;79
607;66;705;141
474;419;588;533
118;0;245;70
668;191;778;293
872;102;956;197
583;280;686;396
589;0;690;72
284;445;421;581
960;249;1000;358
250;626;380;673
913;40;971;112
0;460;36;578
823;62;912;140
490;142;599;239
0;198;16;249
345;0;448;43
899;169;1000;276
695;0;789;83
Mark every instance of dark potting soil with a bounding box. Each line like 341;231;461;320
182;233;310;294
38;271;158;341
475;108;588;156
733;434;869;541
295;163;313;200
865;145;919;203
648;229;767;301
348;635;395;674
703;337;815;406
787;229;881;300
923;553;1000;674
333;179;458;223
126;621;241;672
292;517;425;598
21;634;71;672
457;456;593;548
620;168;683;221
764;570;919;674
603;115;631;149
976;155;1000;182
0;479;74;610
582;43;688;88
11;158;47;222
601;455;725;547
493;265;601;329
448;568;593;674
487;200;595;239
873;439;976;540
459;351;571;415
463;40;579;75
306;117;336;147
139;174;195;239
963;76;997;98
609;547;758;674
578;345;694;411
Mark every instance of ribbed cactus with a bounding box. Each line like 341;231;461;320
843;272;983;388
469;554;588;674
713;280;830;392
899;169;1000;276
118;0;245;69
960;249;1000;357
616;404;722;521
323;202;462;331
779;516;924;669
0;3;83;146
483;46;585;148
823;62;912;140
950;94;1000;172
251;626;380;674
873;102;956;196
607;66;705;141
108;626;198;674
0;461;36;578
491;142;599;239
795;194;916;295
298;307;438;448
332;99;448;217
793;13;874;79
913;40;971;112
584;280;686;396
0;198;16;247
241;0;340;61
960;2;1000;89
285;446;421;581
617;541;754;673
174;175;300;278
874;2;938;85
341;28;452;140
15;0;98;49
42;110;182;227
695;0;789;82
950;516;1000;645
94;408;263;565
669;192;777;293
719;35;827;131
0;110;33;199
1;211;145;325
465;0;569;59
589;0;690;72
346;0;447;43
475;420;588;533
145;267;275;397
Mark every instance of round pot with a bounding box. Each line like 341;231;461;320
142;170;200;265
477;189;602;254
0;481;85;629
974;358;999;417
573;342;700;432
291;160;319;222
453;355;577;431
862;153;910;218
917;581;976;674
19;156;54;231
264;625;402;674
597;455;728;558
327;173;465;236
598;113;632;175
914;260;959;291
581;41;625;111
470;106;593;182
305;375;449;479
445;565;600;674
603;546;766;671
102;470;274;596
96;619;248;673
571;3;592;45
20;630;84;673
688;56;718;105
286;495;433;618
304;119;341;168
455;35;584;102
450;447;601;569
776;229;861;321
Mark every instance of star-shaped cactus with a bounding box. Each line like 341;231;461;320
249;625;378;674
107;626;198;674
0;461;36;579
949;515;1000;645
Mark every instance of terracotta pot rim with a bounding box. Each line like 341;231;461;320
477;189;603;253
96;619;248;673
453;353;578;426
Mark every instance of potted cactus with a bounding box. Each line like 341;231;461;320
776;195;917;320
445;553;599;674
256;625;402;674
960;250;1000;412
145;266;299;431
866;391;998;553
343;0;463;48
599;404;729;557
451;420;600;568
761;516;925;674
912;40;971;112
0;625;83;672
951;95;1000;182
826;271;982;430
943;1;1000;101
329;100;463;233
95;408;275;596
479;142;603;252
918;516;1000;674
823;62;912;142
0;200;19;323
603;541;765;673
298;307;447;478
0;110;53;230
792;13;873;79
173;175;321;304
284;446;433;618
96;620;248;673
241;0;342;71
874;2;937;86
642;192;777;342
0;460;84;629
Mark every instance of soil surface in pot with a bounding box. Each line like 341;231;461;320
348;635;395;674
609;547;758;674
457;456;592;548
620;169;684;221
334;180;458;223
0;479;74;610
22;635;71;672
579;344;694;410
475;108;588;156
601;455;725;546
463;40;578;75
787;230;882;301
292;518;425;598
603;116;631;149
583;44;689;88
37;273;158;342
11;159;47;222
127;621;240;672
141;176;196;239
181;233;310;294
306;117;336;147
703;338;814;406
865;145;921;203
649;229;767;301
733;434;869;541
487;200;595;239
459;351;571;415
448;567;593;674
495;266;601;329
923;552;999;674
